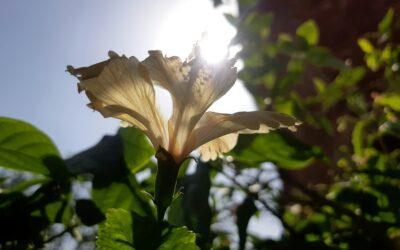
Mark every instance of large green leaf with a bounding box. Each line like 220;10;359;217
230;131;323;169
0;117;61;175
160;227;199;250
120;127;155;173
65;134;124;175
97;208;135;250
97;208;199;250
92;174;155;218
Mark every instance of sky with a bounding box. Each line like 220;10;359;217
0;0;255;158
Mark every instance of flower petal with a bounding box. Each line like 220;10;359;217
68;53;168;149
198;133;238;161
142;47;237;161
142;50;188;98
185;111;301;159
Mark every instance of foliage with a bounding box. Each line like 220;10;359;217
227;2;400;250
1;2;400;250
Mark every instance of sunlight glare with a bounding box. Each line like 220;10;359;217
156;0;237;63
199;29;231;64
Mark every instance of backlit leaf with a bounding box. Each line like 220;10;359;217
160;227;199;250
296;20;319;45
230;131;323;169
375;93;400;111
120;127;155;173
0;117;61;175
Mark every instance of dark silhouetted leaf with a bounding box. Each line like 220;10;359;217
65;134;125;175
75;199;105;226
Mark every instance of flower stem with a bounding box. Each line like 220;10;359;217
155;148;180;223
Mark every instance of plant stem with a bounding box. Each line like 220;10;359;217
154;148;180;223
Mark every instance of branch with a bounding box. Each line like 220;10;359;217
43;224;78;244
220;167;297;236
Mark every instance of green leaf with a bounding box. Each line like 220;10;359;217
313;78;326;94
160;227;199;250
352;120;367;157
378;8;394;35
230;131;323;169
375;93;400;111
167;196;186;227
120;127;155;173
365;52;381;71
65;134;124;175
320;67;366;109
75;199;106;226
97;208;159;249
306;47;344;69
335;66;366;87
296;20;319;45
66;128;154;176
97;208;135;250
358;38;374;53
92;174;155;218
44;198;73;225
7;178;49;192
97;208;199;250
0;117;61;175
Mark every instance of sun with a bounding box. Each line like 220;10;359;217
156;0;237;64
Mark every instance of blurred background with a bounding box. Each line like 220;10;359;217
1;0;400;249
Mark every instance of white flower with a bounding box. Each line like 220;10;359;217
67;47;300;164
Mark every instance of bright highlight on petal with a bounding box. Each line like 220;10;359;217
68;47;300;164
185;111;300;161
